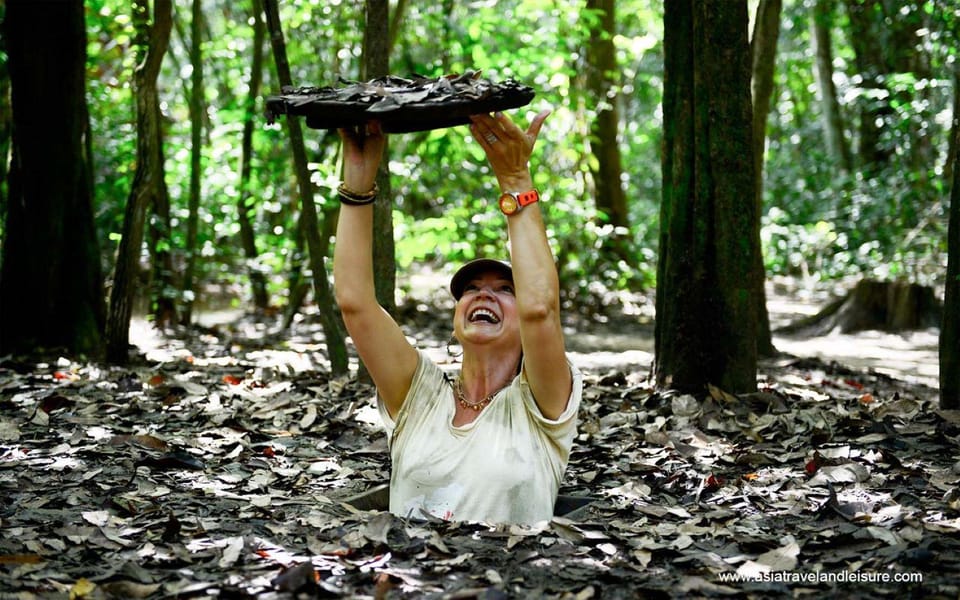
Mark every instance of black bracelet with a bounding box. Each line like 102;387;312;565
338;182;378;205
338;192;377;206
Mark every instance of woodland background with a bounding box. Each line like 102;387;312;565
0;0;957;385
3;1;960;598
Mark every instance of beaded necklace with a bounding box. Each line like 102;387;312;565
453;376;506;411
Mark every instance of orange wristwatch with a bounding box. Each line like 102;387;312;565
498;190;540;216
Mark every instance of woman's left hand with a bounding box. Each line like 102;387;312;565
469;109;550;191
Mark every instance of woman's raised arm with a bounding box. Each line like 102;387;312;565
333;123;418;417
468;110;573;420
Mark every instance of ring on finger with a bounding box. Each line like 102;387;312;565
484;133;499;144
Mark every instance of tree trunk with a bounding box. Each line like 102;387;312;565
655;0;759;394
779;279;940;336
811;0;853;174
282;197;308;330
0;26;9;216
843;0;893;173
0;0;105;356
281;219;307;329
844;0;935;236
884;1;933;177
263;0;348;375
585;0;629;233
945;67;960;185
147;144;177;329
750;0;780;358
181;0;205;324
363;0;396;317
237;0;270;311
144;7;177;330
387;0;408;56
105;0;173;363
941;114;960;408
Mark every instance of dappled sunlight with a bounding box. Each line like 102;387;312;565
774;329;939;388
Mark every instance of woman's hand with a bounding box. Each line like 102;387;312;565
469;109;550;191
338;122;386;193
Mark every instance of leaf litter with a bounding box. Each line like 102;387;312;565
0;314;957;599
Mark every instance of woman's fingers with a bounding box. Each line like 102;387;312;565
525;109;551;142
470;110;538;146
469;115;501;144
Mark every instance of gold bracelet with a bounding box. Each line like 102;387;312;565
337;182;379;205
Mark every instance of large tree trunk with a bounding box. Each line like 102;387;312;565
655;0;759;394
0;0;105;356
105;0;173;363
941;112;960;408
750;0;780;358
237;0;270;311
263;0;348;375
181;0;205;324
811;0;853;174
585;0;629;233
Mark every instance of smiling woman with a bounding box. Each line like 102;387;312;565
331;110;582;525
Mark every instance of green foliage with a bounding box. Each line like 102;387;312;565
12;0;945;321
762;0;952;288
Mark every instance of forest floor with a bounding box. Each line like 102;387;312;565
1;278;956;599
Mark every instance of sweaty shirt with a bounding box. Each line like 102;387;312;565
377;350;582;525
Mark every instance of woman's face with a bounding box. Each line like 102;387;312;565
452;271;520;350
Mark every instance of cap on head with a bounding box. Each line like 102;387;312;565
449;258;513;300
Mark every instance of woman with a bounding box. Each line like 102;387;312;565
333;109;582;524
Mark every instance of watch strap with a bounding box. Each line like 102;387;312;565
515;190;539;208
499;189;540;215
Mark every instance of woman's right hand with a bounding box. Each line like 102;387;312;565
338;121;386;193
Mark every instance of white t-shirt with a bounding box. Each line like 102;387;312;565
377;350;582;525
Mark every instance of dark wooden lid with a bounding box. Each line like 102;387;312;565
265;73;535;133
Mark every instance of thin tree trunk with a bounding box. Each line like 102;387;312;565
147;135;177;329
1;0;105;356
0;26;9;216
263;0;348;375
887;1;933;178
941;99;960;409
811;0;853;174
105;0;173;363
282;214;308;329
441;0;455;75
387;0;408;56
238;0;270;310
147;6;177;330
363;0;396;317
585;0;629;233
181;0;205;324
655;0;759;394
946;67;960;185
843;0;892;173
750;0;780;358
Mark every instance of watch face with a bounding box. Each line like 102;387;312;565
499;193;519;215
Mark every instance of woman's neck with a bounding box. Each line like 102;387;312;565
459;349;521;399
